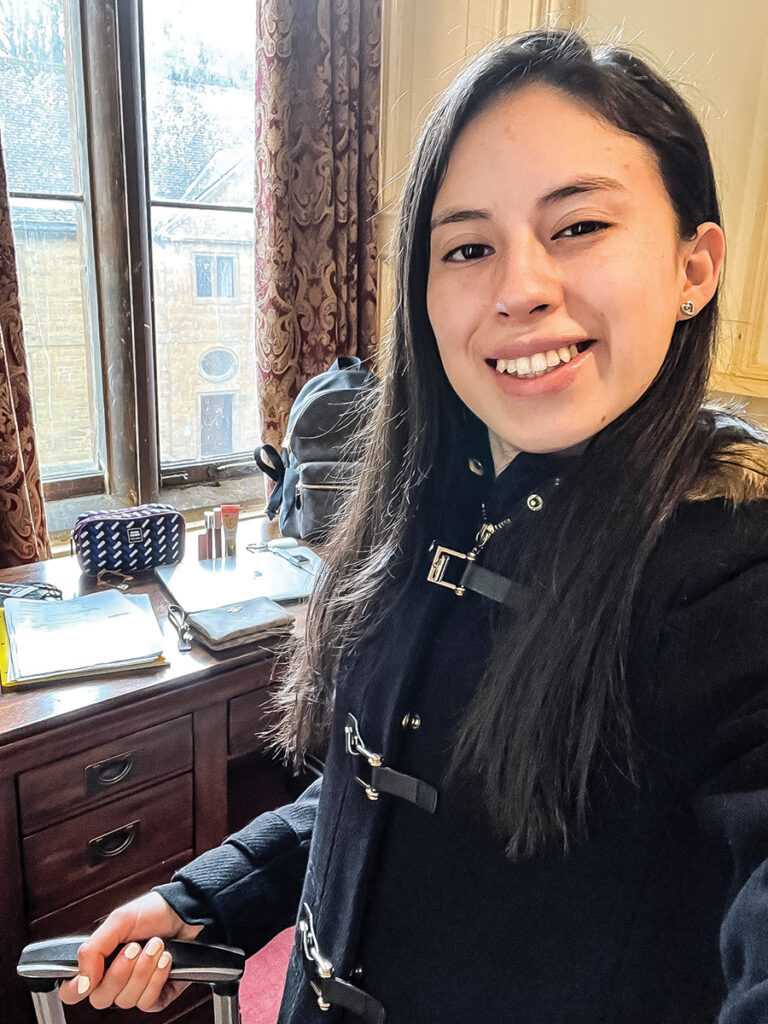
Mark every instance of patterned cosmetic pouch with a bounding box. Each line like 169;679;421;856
72;504;185;576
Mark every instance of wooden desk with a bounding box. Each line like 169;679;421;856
0;548;308;1024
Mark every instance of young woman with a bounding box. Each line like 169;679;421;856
62;29;768;1024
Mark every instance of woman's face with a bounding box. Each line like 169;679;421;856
427;85;697;461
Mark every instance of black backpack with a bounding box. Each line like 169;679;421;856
255;356;376;542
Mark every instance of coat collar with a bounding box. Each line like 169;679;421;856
465;410;768;510
687;440;768;504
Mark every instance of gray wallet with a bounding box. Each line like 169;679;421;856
186;596;295;650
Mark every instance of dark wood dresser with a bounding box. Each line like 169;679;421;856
0;548;308;1024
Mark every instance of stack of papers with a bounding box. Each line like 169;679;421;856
3;591;165;687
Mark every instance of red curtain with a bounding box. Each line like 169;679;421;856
0;130;50;567
254;0;381;449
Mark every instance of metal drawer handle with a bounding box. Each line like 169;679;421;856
85;751;135;794
87;820;140;865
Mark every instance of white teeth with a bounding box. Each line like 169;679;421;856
494;342;591;378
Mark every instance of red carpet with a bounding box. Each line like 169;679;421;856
240;928;293;1023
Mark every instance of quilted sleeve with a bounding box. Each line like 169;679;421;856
154;777;321;955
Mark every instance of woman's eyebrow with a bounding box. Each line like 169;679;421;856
430;177;628;232
536;176;628;208
430;207;491;231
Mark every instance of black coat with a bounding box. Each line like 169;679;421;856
158;441;768;1024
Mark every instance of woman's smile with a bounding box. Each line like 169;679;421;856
487;339;596;393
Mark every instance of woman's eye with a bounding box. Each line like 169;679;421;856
555;220;610;239
443;243;493;263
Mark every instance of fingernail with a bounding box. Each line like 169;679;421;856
124;942;141;960
76;975;90;995
157;951;172;970
145;937;163;957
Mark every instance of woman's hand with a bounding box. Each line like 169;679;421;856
58;891;203;1012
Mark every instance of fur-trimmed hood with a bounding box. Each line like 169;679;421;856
687;430;768;505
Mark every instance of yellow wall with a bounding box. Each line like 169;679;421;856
379;0;768;397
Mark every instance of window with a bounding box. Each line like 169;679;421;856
0;0;105;497
0;0;263;532
200;392;234;457
195;255;213;298
199;348;238;382
146;1;255;478
194;254;237;299
217;255;235;298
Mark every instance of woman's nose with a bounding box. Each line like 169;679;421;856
494;238;562;319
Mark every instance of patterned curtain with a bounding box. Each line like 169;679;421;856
0;130;50;567
254;0;381;448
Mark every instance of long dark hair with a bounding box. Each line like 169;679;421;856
273;29;737;856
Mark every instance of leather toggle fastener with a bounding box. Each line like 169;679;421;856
427;487;560;607
298;904;385;1024
427;544;529;608
344;713;438;814
428;504;533;608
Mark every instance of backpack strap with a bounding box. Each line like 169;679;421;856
334;355;362;372
255;444;285;520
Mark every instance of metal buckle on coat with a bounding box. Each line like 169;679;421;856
427;543;530;609
426;544;473;595
298;904;385;1024
299;904;333;1010
344;713;438;814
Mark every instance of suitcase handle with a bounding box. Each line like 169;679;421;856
18;936;244;1024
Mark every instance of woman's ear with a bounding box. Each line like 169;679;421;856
677;222;726;320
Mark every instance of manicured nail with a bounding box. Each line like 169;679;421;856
76;975;90;995
145;937;163;957
124;943;141;960
157;951;172;970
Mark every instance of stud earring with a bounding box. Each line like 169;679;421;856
680;301;696;316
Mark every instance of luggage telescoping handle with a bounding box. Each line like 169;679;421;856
17;936;245;1024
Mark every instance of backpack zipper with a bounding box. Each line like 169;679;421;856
297;482;356;492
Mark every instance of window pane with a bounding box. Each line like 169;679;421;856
216;255;234;298
152;208;255;466
195;254;212;297
11;198;102;476
200;348;238;382
144;0;255;207
0;0;79;195
200;392;234;457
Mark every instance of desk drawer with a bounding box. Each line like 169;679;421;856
23;773;193;918
228;687;275;758
18;717;193;834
